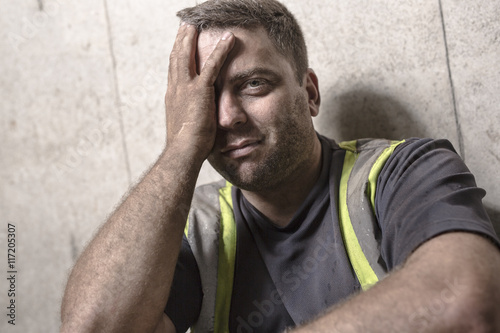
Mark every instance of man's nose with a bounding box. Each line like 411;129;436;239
217;90;247;130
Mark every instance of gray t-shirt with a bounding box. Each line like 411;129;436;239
165;136;499;332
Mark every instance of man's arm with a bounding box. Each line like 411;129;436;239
292;232;500;332
60;24;235;333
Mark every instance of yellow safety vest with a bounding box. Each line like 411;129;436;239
184;138;404;332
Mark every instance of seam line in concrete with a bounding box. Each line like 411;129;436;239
71;233;78;262
103;0;132;184
438;0;465;160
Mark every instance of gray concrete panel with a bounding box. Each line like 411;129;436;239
288;0;460;147
1;0;129;331
441;0;500;234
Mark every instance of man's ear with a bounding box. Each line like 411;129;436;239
304;68;321;117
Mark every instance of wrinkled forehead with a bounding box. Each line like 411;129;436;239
196;27;287;74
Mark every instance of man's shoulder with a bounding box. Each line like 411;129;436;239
386;137;459;165
321;134;457;155
317;134;434;153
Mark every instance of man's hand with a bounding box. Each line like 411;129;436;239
165;23;235;162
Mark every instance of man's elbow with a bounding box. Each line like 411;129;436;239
60;311;97;333
60;295;102;333
445;281;500;332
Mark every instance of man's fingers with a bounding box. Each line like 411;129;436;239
169;23;198;81
199;31;235;86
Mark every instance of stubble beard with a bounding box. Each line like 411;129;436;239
208;93;315;192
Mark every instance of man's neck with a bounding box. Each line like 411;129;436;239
241;136;323;228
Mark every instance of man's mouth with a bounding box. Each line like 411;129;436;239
221;139;261;158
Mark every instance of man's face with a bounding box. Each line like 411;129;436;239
197;27;319;191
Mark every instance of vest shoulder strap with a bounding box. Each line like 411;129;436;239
338;138;405;290
185;179;235;333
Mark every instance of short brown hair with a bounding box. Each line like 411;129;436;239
177;0;308;84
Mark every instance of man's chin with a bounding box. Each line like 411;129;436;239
208;159;259;189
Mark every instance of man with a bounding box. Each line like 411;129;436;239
60;0;500;332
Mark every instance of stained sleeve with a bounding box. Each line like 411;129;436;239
164;235;203;333
375;138;500;269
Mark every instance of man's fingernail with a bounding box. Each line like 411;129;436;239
221;31;233;41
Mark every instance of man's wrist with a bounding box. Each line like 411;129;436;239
161;140;208;174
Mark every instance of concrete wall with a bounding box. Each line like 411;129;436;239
1;0;498;331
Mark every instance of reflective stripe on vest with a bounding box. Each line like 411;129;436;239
338;139;404;290
215;182;236;332
185;138;404;331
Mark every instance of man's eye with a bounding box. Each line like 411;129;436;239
248;80;261;88
240;79;271;96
